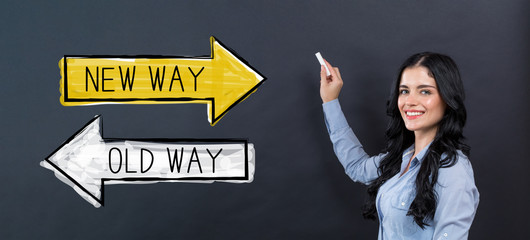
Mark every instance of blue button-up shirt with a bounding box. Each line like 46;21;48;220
323;99;479;240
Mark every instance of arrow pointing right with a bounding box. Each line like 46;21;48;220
59;36;266;126
41;115;255;207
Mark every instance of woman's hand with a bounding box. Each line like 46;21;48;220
320;59;343;103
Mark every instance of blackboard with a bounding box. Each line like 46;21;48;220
2;1;529;239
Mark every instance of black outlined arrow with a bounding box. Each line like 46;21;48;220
59;36;266;126
41;116;255;207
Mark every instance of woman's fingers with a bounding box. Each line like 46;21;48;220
319;58;343;103
320;65;328;83
323;59;336;78
334;67;341;80
323;59;343;84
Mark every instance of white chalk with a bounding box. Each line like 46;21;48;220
315;52;331;76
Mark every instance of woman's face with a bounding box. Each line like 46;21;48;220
398;66;446;137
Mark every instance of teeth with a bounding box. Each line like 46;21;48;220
406;112;424;116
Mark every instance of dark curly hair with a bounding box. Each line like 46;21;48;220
362;52;470;228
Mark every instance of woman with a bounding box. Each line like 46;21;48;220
320;52;479;239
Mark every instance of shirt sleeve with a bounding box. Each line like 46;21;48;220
322;99;384;185
432;153;480;240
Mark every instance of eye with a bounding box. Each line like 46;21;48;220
420;90;432;95
399;89;409;95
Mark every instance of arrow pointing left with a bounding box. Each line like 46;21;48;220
41;115;255;207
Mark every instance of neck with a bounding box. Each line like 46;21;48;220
413;127;438;154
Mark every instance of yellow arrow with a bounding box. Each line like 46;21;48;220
59;36;265;126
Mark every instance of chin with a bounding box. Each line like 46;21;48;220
405;127;418;132
404;123;421;132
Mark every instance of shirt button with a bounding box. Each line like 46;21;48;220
401;202;405;206
444;233;448;237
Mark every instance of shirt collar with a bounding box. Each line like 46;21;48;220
402;141;433;164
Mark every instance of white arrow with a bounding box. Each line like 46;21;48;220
41;115;255;208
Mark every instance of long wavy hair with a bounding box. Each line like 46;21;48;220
362;52;470;228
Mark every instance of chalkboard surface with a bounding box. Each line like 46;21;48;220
1;1;529;239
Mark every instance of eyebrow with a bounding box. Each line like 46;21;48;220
399;84;437;89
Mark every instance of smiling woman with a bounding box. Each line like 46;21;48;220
397;66;447;172
399;67;446;136
320;52;479;240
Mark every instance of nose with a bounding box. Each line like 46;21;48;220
405;92;418;106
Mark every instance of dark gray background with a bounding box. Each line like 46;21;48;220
1;0;528;239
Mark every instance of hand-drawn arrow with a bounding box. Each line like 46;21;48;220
59;36;265;126
40;115;255;208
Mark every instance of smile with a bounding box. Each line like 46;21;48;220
405;111;424;119
406;111;424;116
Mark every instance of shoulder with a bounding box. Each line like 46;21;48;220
436;151;477;191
